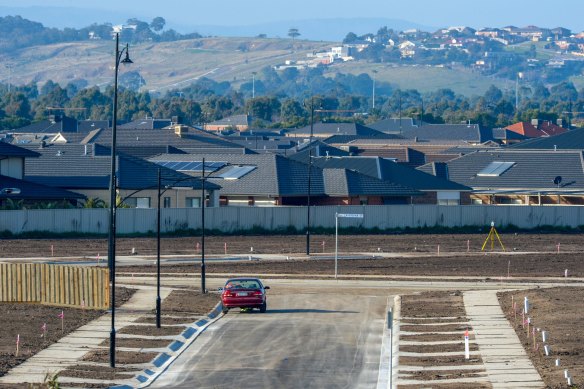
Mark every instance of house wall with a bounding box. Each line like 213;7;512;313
0;157;24;179
4;205;584;234
74;188;214;208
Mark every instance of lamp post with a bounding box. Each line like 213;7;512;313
108;32;132;368
201;158;206;294
156;169;162;328
306;99;315;255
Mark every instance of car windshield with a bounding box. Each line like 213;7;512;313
225;280;261;289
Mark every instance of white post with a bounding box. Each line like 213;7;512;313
335;212;339;279
524;297;529;315
464;329;470;360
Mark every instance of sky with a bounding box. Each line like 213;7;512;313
0;0;582;32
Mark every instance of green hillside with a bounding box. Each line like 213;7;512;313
1;36;513;96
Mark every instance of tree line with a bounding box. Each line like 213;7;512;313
1;67;583;132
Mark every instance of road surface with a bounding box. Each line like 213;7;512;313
150;285;389;388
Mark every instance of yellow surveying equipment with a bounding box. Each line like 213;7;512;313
481;221;506;251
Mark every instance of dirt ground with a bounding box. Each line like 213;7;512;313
1;233;583;387
0;287;134;379
1;233;582;259
499;287;584;389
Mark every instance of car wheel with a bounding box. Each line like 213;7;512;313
222;304;229;314
259;302;267;313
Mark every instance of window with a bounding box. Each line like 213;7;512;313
163;197;171;208
186;197;201;208
123;197;151;208
437;192;460;205
477;161;515;177
135;197;151;208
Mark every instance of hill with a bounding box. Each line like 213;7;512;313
0;36;512;97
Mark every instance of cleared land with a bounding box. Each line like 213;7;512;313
0;233;583;387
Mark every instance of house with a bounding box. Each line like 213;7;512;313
59;125;250;158
309;156;471;205
0;143;84;208
286;122;397;140
148;153;422;206
394;123;490;144
22;143;219;209
418;150;584;205
509;127;584;150
504;119;568;138
368;118;419;134
205;115;252;132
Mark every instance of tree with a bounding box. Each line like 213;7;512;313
288;28;300;41
150;17;166;32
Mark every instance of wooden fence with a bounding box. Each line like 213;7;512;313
0;263;110;309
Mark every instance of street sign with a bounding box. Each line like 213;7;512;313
337;213;364;218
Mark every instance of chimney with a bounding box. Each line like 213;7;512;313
84;144;89;156
174;125;188;137
39;140;46;149
531;118;539;127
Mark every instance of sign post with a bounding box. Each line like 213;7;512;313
335;213;364;279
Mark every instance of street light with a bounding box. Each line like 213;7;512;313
108;32;132;369
306;98;315;255
515;72;524;113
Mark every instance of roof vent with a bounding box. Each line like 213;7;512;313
56;150;63;156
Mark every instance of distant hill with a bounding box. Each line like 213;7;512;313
0;6;435;41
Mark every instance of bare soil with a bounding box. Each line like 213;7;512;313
1;234;584;387
499;287;584;389
1;232;582;259
0;287;134;378
81;349;157;365
98;338;171;349
398;383;491;389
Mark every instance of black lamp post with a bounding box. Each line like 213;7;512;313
108;32;132;369
156;168;162;328
201;158;206;294
306;99;314;255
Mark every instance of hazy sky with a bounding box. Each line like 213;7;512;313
0;0;582;31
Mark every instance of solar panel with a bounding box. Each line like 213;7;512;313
218;165;256;180
154;161;227;172
477;161;515;177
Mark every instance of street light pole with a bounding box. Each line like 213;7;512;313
252;72;257;99
306;99;314;255
108;32;132;369
201;158;206;294
156;168;162;328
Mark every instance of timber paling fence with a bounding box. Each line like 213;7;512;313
0;263;110;309
1;205;584;235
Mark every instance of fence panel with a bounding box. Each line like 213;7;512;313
0;263;109;309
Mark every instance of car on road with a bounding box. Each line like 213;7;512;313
220;277;270;314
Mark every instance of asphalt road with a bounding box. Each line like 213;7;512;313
150;285;389;388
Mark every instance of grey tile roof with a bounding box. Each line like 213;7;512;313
78;120;111;131
118;118;172;130
208;115;251;127
492;128;529;141
368;118;419;133
286;122;388;137
0;142;40;158
149;153;325;197
509;128;584;150
0;175;85;200
286;140;350;164
398;123;490;143
322;134;401;144
61;127;248;157
22;144;218;191
8;116;78;134
312;156;469;191
417;162;449;180
443;150;584;192
323;168;421;196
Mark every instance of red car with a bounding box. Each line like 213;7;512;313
220;277;270;314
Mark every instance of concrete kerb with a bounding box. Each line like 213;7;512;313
376;295;400;389
111;302;224;389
